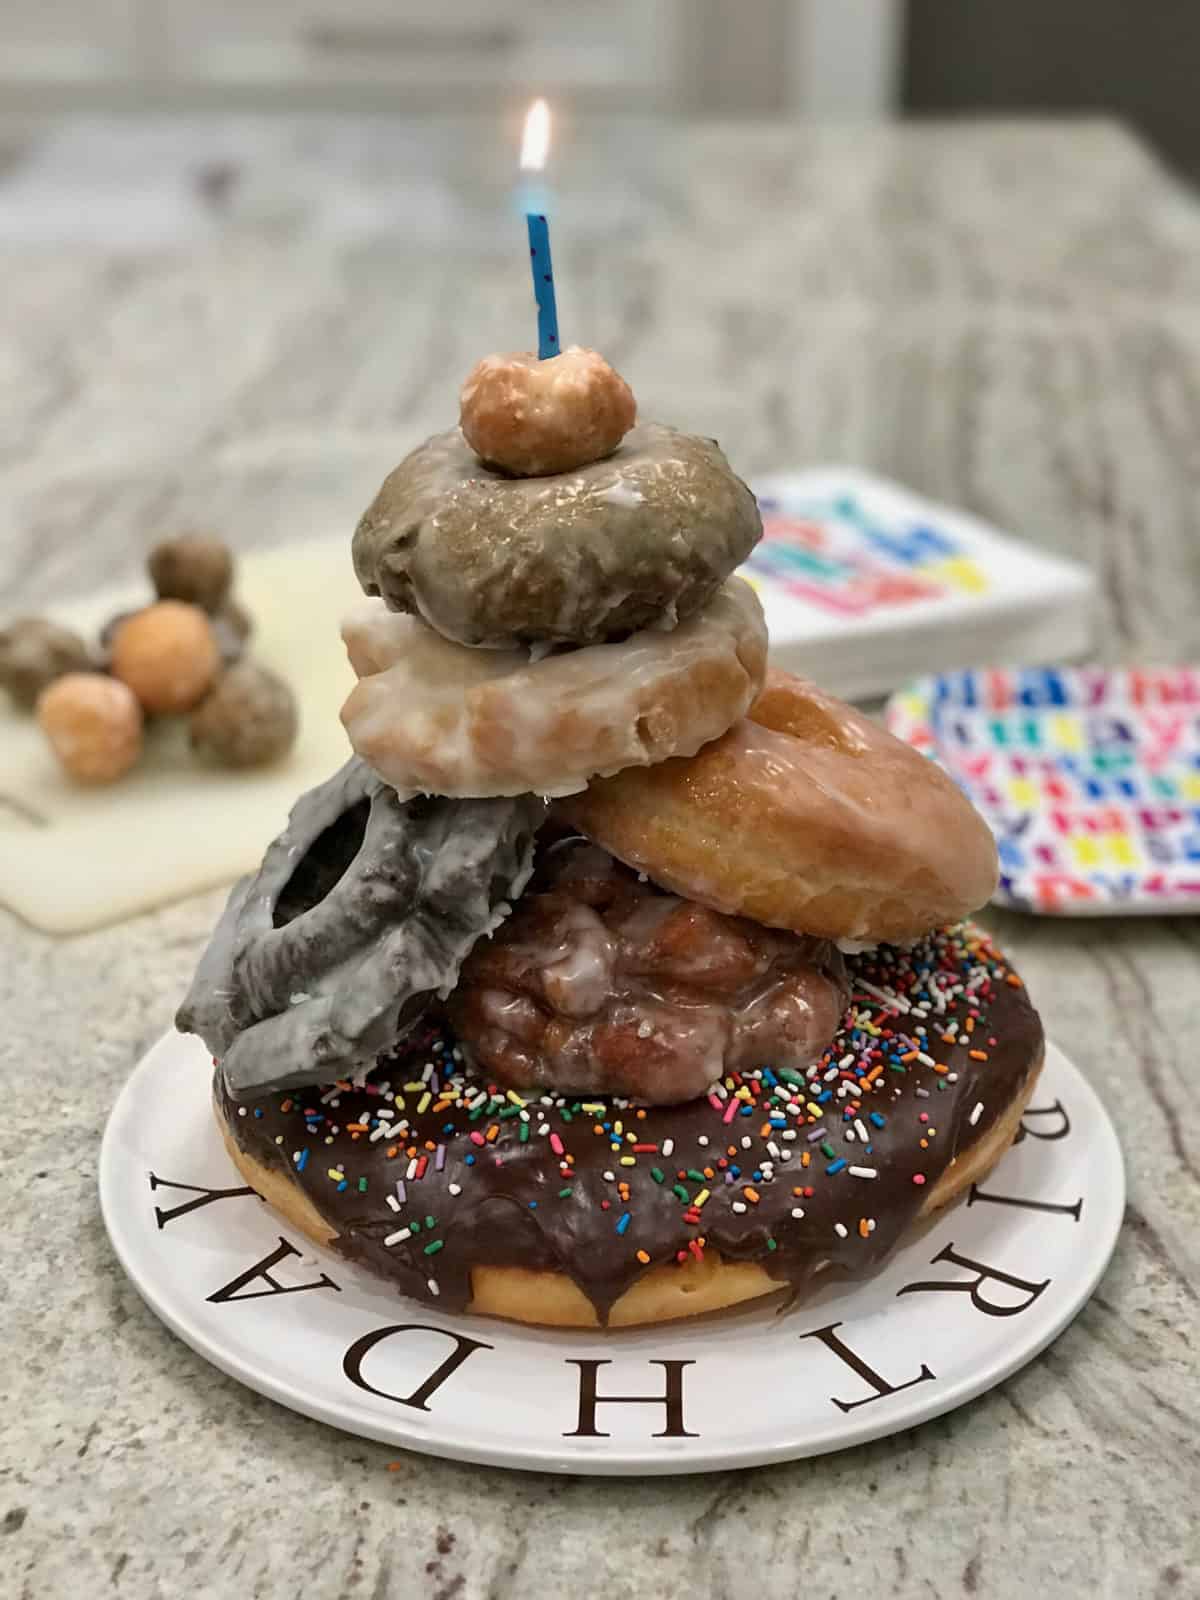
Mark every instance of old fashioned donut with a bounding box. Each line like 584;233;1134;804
351;422;762;648
339;577;767;800
215;926;1044;1326
449;839;849;1104
177;758;544;1097
558;669;1000;944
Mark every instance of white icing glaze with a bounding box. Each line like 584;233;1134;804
601;479;645;509
339;578;766;799
538;905;614;1018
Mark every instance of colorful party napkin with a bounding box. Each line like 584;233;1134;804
887;667;1200;915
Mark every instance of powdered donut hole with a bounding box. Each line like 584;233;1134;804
37;672;143;784
190;661;298;768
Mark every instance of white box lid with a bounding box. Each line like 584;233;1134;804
741;467;1097;701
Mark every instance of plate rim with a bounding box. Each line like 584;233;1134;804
99;1032;1125;1475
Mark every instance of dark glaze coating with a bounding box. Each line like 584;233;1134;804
350;423;762;649
217;931;1043;1322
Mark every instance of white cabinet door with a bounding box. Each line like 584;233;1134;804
162;0;673;99
2;0;140;80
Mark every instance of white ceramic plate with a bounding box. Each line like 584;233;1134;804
100;1033;1123;1475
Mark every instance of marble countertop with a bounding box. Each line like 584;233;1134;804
2;115;1198;1599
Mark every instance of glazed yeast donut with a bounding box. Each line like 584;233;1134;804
560;669;1000;944
215;926;1044;1327
340;577;767;800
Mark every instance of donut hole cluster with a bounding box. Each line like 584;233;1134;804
1;534;298;785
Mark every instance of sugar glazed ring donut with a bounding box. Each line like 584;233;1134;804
177;758;544;1097
559;669;1000;944
339;577;767;799
448;839;849;1104
215;926;1044;1326
351;422;762;648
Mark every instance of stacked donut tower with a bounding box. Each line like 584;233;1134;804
180;347;1046;1328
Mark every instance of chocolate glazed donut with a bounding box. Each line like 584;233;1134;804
215;926;1044;1327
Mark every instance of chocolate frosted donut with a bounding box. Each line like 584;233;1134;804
177;758;545;1097
351;422;762;649
215;925;1044;1327
449;839;849;1104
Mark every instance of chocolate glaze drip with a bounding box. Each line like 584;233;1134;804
218;933;1043;1322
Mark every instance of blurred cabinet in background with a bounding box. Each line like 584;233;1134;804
3;0;143;82
904;0;1200;179
159;0;672;99
0;0;900;116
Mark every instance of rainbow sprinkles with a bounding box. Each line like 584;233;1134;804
219;925;1041;1321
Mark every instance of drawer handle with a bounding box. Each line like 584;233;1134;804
304;21;519;55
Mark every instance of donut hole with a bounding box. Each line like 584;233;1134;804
273;798;369;927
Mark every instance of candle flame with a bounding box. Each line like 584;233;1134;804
520;99;551;172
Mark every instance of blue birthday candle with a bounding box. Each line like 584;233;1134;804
520;99;560;360
526;210;559;360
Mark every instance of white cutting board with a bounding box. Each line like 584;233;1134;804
0;539;361;934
